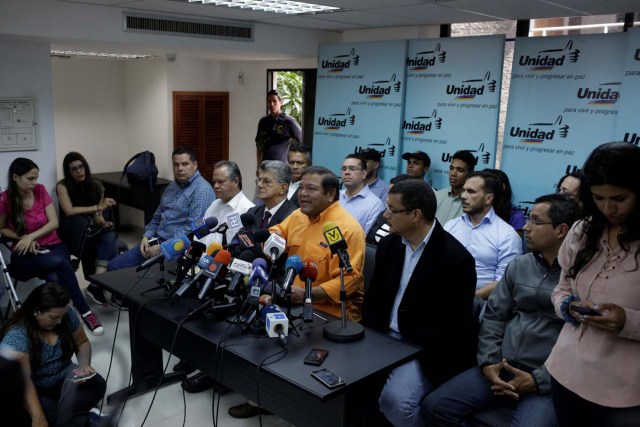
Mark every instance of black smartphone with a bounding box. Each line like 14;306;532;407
148;237;159;247
304;348;329;366
311;368;346;389
570;305;602;316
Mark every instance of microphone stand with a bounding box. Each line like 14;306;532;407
323;257;364;343
140;261;169;296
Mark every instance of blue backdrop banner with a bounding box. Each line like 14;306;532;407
615;27;640;145
402;35;505;190
501;33;626;215
313;40;408;182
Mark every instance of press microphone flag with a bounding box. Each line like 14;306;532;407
186;216;218;240
322;221;353;273
263;233;286;262
197;249;232;300
136;234;190;271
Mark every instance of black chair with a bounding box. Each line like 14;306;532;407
363;243;377;294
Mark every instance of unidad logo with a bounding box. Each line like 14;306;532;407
576;82;621;106
441;143;490;165
317;107;356;130
321;48;359;73
406;43;447;71
519;40;580;71
623;132;640;145
402;109;443;135
359;73;402;99
510;115;569;144
356;137;395;158
446;71;496;100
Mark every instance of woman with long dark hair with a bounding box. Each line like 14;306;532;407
57;152;117;306
0;158;103;335
486;168;526;237
546;142;640;426
0;282;106;427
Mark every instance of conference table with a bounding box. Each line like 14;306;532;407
90;264;420;426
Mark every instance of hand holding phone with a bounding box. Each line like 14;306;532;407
71;371;97;383
570;305;602;316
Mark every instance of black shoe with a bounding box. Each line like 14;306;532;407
228;402;273;419
86;284;108;307
110;293;128;311
173;361;195;375
181;372;230;394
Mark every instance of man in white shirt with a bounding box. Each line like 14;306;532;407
339;154;385;234
444;170;522;299
198;160;254;248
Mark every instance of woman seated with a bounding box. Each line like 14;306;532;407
0;158;104;335
0;282;107;427
57;152;117;307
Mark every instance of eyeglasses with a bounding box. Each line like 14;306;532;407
526;218;557;226
69;165;85;174
341;166;362;172
385;205;413;215
255;178;276;187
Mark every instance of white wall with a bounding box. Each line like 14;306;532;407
53;58;128;177
0;39;57;195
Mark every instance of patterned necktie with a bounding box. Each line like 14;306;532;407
260;210;272;229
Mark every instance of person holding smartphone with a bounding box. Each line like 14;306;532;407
0;158;104;336
0;283;107;427
546;142;640;426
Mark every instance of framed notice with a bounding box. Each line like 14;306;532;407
0;98;38;152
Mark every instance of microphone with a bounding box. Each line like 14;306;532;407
300;259;319;323
136;234;190;272
227;250;256;295
322;221;353;273
262;304;289;347
279;255;303;298
197;249;232;300
206;242;223;256
240;213;255;228
186;216;218;240
173;243;220;299
247;258;269;305
173;241;206;289
263;233;286;263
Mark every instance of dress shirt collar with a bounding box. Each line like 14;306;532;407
176;170;201;188
266;198;286;217
401;222;436;254
462;207;497;228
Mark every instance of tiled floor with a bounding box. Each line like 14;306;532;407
0;228;293;427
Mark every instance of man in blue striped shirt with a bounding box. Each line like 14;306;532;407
108;146;215;271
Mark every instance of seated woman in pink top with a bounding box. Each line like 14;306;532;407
546;142;640;426
0;158;104;336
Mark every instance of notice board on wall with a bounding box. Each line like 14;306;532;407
0;98;38;152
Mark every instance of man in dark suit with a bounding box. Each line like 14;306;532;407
362;180;477;427
248;160;297;229
287;142;312;208
228;159;297;419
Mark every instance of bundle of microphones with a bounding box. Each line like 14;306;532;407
134;214;321;347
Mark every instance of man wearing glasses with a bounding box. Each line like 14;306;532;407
444;170;522;299
338;154;385;234
423;193;578;427
362;180;477;426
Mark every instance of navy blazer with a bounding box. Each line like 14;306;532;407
245;198;297;230
362;221;477;387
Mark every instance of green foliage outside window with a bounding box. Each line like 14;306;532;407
275;71;303;125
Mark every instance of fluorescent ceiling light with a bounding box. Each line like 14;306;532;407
189;0;340;15
50;49;158;59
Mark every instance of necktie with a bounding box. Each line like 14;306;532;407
260;211;272;229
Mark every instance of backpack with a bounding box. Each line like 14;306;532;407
120;151;158;192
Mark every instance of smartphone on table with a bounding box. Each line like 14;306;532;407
311;368;346;389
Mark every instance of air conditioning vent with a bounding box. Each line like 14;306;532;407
123;12;253;42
